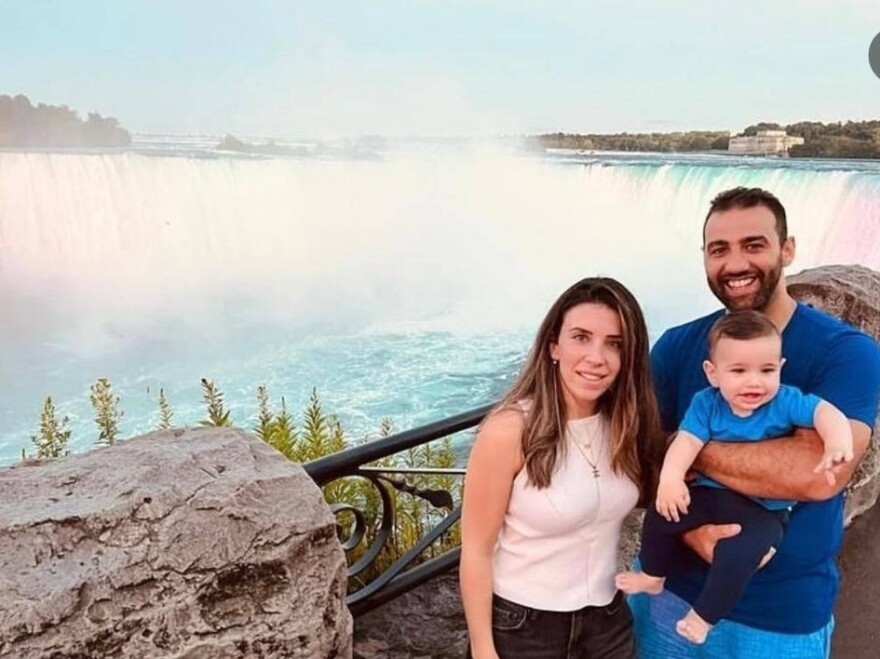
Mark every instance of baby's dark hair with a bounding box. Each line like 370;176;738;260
707;310;780;358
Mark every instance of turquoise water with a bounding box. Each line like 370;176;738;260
2;144;879;463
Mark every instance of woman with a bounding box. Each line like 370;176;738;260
460;277;662;659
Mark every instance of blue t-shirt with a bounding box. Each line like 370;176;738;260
651;302;880;633
681;385;822;510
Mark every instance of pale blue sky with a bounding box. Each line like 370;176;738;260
2;0;879;139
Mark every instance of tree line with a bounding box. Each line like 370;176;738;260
0;94;131;147
739;120;880;158
528;130;730;153
529;119;880;158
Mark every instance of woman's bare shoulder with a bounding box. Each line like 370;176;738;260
484;404;526;431
475;405;526;452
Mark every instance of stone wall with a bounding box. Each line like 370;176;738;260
787;265;880;523
0;427;352;658
354;573;466;659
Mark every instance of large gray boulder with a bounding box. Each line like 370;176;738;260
788;264;880;523
0;427;352;658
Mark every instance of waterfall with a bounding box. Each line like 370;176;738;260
2;147;878;461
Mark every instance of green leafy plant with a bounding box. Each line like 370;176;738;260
255;385;275;440
29;396;71;459
157;388;174;429
255;385;297;460
199;378;232;427
89;378;123;446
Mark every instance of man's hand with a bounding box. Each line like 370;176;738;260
681;523;778;568
655;478;690;523
681;523;741;563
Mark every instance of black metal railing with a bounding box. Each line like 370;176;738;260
303;402;495;616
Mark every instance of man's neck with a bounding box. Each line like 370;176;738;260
761;288;798;332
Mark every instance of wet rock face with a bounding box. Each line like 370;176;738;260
0;427;352;659
788;264;880;522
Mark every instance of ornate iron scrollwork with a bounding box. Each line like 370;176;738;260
304;403;494;616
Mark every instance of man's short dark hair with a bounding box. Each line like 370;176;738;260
703;187;788;244
707;310;780;357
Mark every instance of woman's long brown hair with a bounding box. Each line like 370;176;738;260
494;277;662;502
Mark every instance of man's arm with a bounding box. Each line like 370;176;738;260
694;421;871;501
695;330;880;501
684;422;870;562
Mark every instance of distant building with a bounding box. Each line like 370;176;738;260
728;130;805;156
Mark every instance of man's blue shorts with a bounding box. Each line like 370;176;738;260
628;587;834;659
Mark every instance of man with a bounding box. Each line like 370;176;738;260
629;187;880;658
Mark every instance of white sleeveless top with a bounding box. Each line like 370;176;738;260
492;413;640;611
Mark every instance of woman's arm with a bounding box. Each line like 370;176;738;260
460;408;524;659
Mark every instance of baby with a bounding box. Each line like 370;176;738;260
617;309;853;644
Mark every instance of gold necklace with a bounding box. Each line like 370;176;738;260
573;420;602;479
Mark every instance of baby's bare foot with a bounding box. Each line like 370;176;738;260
614;571;664;595
675;609;711;644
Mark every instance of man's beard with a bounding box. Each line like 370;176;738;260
707;260;783;311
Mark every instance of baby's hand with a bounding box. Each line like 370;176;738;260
813;440;854;486
655;479;690;523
